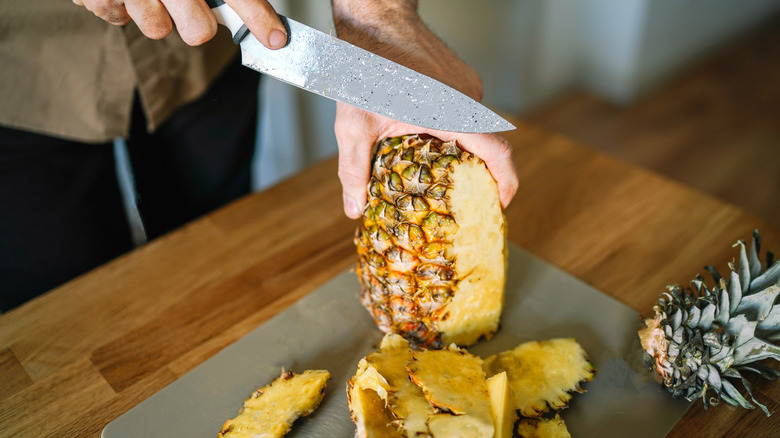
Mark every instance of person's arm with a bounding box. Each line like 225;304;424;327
331;0;518;219
73;0;287;48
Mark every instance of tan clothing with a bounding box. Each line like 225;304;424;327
0;0;238;143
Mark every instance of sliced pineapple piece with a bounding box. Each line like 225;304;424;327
406;345;494;438
218;369;329;438
427;412;495;438
351;334;433;437
483;338;595;417
346;382;400;438
486;371;516;438
516;414;571;438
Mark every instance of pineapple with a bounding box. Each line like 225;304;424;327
218;369;330;438
486;372;516;438
346;384;399;438
348;334;595;437
483;338;595;417
516;414;571;438
406;345;495;438
639;230;780;416
355;134;507;348
348;334;434;437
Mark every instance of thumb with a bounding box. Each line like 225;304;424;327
226;0;287;49
337;141;373;219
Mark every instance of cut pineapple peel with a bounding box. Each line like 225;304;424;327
218;369;330;438
347;334;595;437
483;338;596;417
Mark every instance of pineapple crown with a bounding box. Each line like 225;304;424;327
640;230;780;416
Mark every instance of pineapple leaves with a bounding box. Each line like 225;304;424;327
749;230;763;279
728;266;742;314
716;286;730;326
750;259;780;292
735;284;780;321
737;373;772;417
642;230;780;417
727;315;780;365
733;337;780;365
759;305;780;331
697;301;717;331
733;240;751;294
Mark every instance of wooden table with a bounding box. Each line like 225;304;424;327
1;119;778;437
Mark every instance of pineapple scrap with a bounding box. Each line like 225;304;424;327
346;383;399;438
406;345;494;438
349;334;433;437
516;414;571;438
347;334;596;437
218;369;329;438
486;372;516;438
483;338;595;417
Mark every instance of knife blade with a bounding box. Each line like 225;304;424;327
206;0;515;133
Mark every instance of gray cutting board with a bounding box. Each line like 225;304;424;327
102;244;690;437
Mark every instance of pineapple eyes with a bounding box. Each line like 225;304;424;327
388;172;404;191
426;184;447;200
433;155;458;170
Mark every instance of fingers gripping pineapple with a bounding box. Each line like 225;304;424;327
355;134;507;348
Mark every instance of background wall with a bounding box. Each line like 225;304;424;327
250;0;780;189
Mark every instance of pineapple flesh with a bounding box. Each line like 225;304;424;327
406;345;495;438
639;230;780;416
483;338;595;418
218;369;330;438
348;334;433;437
346;384;399;438
516;414;571;438
355;134;507;348
486;372;516;438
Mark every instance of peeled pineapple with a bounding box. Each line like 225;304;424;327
355;134;507;348
218;369;330;438
486;372;516;438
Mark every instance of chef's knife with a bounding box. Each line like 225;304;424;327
206;0;515;133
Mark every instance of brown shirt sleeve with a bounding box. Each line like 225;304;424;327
0;0;238;143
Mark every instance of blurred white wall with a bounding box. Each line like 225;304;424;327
252;0;780;191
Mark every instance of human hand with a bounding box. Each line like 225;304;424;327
72;0;287;48
332;0;518;219
335;102;519;219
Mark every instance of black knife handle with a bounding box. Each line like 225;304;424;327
204;0;225;9
205;0;250;44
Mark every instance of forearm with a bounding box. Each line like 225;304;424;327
331;0;483;101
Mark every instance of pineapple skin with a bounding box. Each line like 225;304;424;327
355;134;507;348
218;369;330;438
483;338;595;418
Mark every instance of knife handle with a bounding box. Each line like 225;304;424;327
205;0;250;44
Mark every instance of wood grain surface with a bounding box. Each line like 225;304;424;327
1;119;778;437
